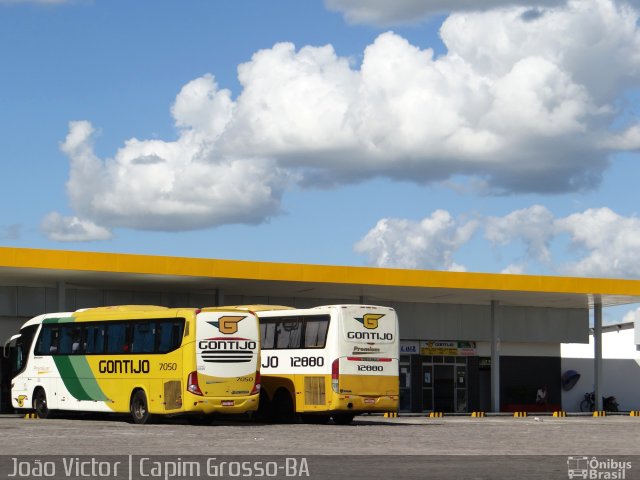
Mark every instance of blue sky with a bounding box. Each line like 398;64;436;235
2;0;640;321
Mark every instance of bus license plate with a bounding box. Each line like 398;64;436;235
364;398;375;404
222;401;234;406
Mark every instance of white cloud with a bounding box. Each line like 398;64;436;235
358;206;640;277
41;212;112;242
486;206;640;278
325;0;564;25
354;210;478;270
501;263;526;275
53;117;290;235
556;208;640;277
50;0;640;236
622;306;640;324
485;205;556;264
215;0;640;193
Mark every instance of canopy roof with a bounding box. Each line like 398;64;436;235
0;247;639;309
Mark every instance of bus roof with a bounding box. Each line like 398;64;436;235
19;312;74;329
76;305;169;313
211;305;296;313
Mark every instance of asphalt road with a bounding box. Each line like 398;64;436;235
0;414;638;479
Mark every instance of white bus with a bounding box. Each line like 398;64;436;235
244;304;399;424
5;305;261;423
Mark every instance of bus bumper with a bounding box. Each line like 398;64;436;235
330;394;398;413
183;392;259;414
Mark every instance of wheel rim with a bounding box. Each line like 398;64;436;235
133;398;146;420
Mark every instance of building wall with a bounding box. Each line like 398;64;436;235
0;285;589;342
394;302;588;343
561;328;640;411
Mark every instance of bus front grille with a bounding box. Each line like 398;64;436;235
164;380;182;410
304;376;326;405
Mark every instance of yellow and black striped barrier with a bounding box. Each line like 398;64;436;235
553;411;567;417
630;411;640;416
383;412;398;418
593;411;606;417
471;412;486;418
513;412;528;417
429;412;443;418
24;413;38;419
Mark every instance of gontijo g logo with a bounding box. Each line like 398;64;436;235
208;315;246;335
355;313;385;330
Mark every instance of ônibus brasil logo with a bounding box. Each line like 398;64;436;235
208;315;246;335
355;313;385;330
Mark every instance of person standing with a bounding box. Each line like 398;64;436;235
536;385;548;406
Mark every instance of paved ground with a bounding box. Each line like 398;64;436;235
0;414;638;478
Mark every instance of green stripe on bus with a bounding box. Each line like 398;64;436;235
52;356;108;401
42;317;76;324
68;356;108;401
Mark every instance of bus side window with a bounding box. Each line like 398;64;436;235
304;315;329;348
172;321;183;348
85;323;105;354
131;321;155;354
275;317;302;349
157;320;184;353
59;325;83;355
106;323;129;354
260;322;276;349
35;326;59;356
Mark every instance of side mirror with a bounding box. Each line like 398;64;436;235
3;334;20;359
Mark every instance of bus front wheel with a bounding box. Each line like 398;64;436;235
130;390;151;424
33;389;51;419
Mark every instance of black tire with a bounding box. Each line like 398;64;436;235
252;390;273;423
33;389;52;419
301;414;330;425
332;413;355;425
130;390;151;424
273;389;295;424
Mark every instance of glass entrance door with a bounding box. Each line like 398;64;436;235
399;355;411;412
421;356;468;413
433;364;455;412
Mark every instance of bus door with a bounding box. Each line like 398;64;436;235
194;311;260;398
4;326;37;412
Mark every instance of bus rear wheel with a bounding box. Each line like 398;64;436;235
33;389;52;419
332;413;355;425
130;390;151;424
252;390;273;423
301;414;330;425
273;389;295;424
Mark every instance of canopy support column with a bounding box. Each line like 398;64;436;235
215;288;224;307
594;298;603;411
491;300;500;413
57;281;66;311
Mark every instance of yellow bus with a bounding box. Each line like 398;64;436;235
236;304;399;425
7;305;260;423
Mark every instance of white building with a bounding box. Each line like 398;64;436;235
562;322;640;411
